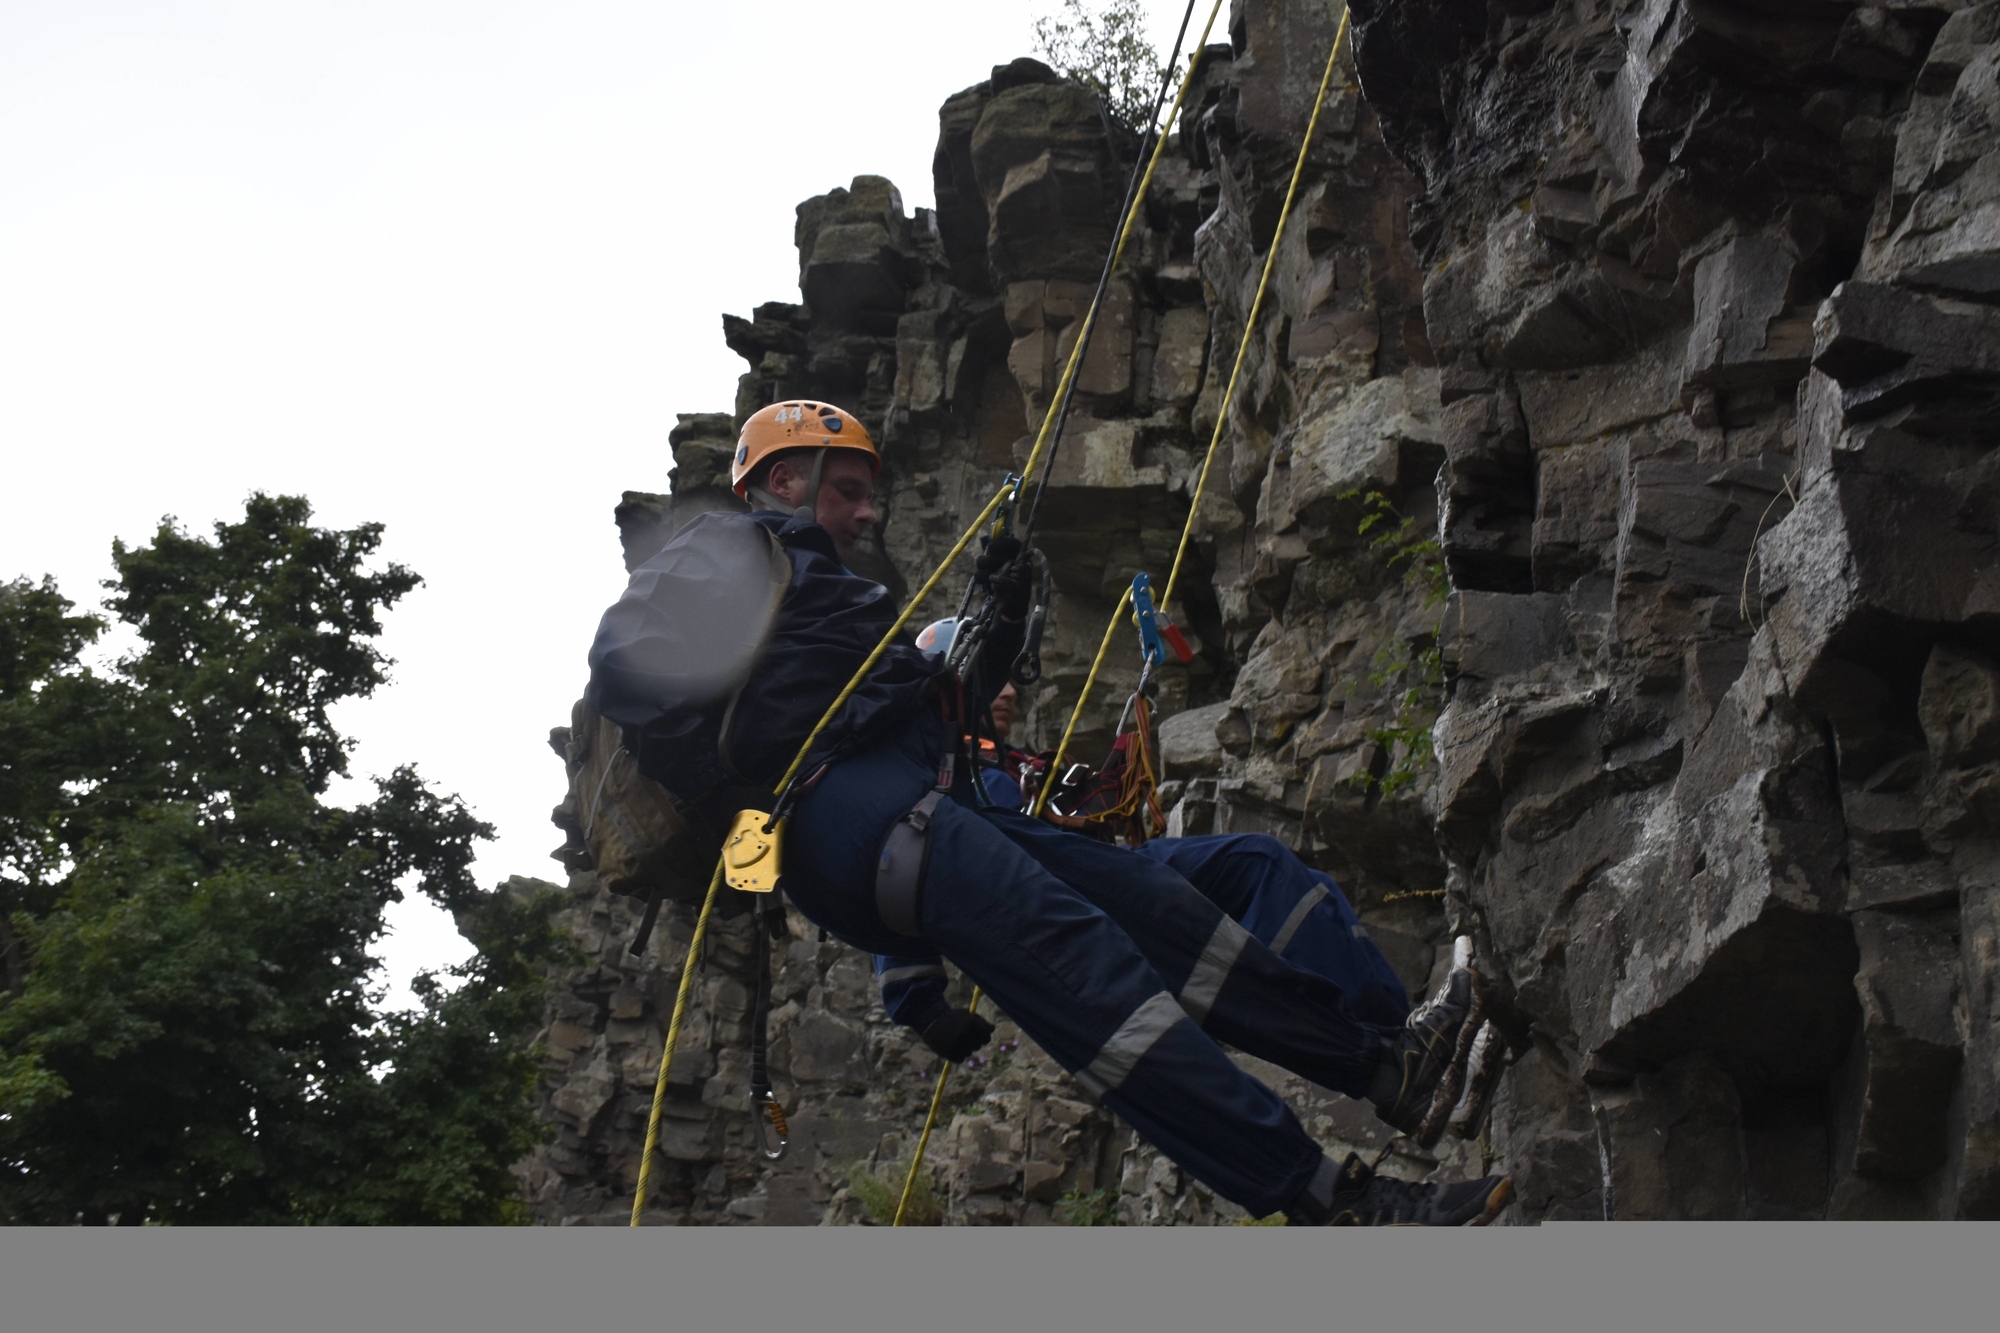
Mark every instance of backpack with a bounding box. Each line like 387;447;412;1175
551;699;720;907
552;519;796;908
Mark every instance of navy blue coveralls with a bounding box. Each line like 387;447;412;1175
892;762;1410;1022
589;508;1391;1218
878;764;1409;1032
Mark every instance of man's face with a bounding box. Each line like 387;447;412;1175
767;451;878;558
989;681;1017;740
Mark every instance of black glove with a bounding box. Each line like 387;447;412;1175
979;536;1035;620
974;533;1024;582
919;1007;995;1062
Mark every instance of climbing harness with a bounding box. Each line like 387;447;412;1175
875;751;954;940
1038;692;1168;846
1028;572;1176;843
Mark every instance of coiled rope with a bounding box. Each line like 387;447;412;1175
890;3;1353;1226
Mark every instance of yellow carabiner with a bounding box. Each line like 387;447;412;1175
723;809;782;893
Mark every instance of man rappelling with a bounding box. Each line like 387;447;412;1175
586;399;1514;1226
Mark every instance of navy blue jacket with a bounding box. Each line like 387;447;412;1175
587;508;942;808
588;505;1022;817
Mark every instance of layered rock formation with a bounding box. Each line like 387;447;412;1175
1348;0;2000;1219
522;0;2000;1223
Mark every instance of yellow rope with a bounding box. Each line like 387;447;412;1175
890;4;1237;1227
1162;6;1350;615
891;983;980;1226
632;0;1349;1235
629;859;724;1226
1007;0;1226;504
1034;7;1351;817
1029;586;1132;818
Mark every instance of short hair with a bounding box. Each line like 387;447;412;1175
742;446;816;497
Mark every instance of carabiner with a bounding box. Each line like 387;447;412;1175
1129;572;1168;671
993;472;1023;539
751;1087;790;1162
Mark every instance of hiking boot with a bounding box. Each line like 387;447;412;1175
1369;946;1478;1138
1288;1152;1513;1227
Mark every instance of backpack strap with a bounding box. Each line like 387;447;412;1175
717;522;798;785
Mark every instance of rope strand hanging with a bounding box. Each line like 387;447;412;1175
629;0;1227;1227
1021;0;1210;539
1034;5;1352;815
893;3;1354;1226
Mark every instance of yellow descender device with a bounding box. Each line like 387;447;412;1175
722;808;782;893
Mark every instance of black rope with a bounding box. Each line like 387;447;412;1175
1022;0;1204;539
750;897;772;1102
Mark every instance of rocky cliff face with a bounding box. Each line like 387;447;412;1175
522;0;2000;1223
1347;0;2000;1220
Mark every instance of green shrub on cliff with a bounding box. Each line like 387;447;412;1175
0;496;559;1224
1033;0;1167;130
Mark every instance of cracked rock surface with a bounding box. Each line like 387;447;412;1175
522;0;2000;1223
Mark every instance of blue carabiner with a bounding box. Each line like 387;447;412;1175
992;472;1023;540
1130;572;1166;670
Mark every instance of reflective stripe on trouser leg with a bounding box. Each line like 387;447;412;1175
908;797;1324;1217
1299;1152;1340;1214
1267;884;1329;956
1131;832;1411;1018
1178;914;1253;1025
976;811;1384;1099
1075;991;1186;1097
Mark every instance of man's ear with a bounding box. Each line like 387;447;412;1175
763;457;801;502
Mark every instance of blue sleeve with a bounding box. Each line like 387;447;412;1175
979;762;1024;810
874;952;949;1032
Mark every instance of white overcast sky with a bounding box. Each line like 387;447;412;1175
0;0;1203;1005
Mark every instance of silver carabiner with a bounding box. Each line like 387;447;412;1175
750;1088;789;1162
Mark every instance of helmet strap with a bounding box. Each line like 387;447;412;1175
796;448;828;524
745;447;831;523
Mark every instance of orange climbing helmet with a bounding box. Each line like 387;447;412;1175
731;399;880;499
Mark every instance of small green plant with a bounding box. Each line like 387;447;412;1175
1056;1186;1121;1226
1033;0;1168;130
845;1157;941;1226
1341;488;1449;796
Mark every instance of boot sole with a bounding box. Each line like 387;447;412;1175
1467;1177;1513;1227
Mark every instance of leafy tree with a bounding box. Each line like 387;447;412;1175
1033;0;1168;130
0;495;560;1224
